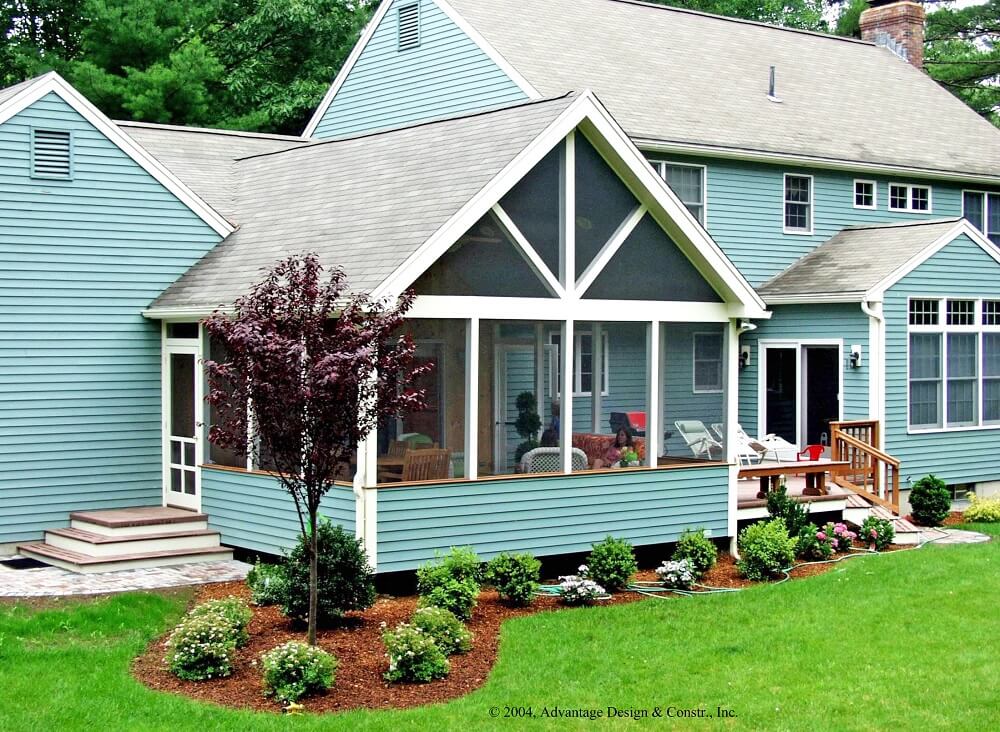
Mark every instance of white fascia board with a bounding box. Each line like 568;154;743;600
763;293;866;305
302;0;395;138
406;296;732;322
866;220;1000;301
636;137;1000;187
375;90;768;319
0;72;235;238
142;307;219;320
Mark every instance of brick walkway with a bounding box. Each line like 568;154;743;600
0;559;251;598
925;528;992;545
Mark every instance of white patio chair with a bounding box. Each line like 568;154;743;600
674;420;724;460
520;447;589;473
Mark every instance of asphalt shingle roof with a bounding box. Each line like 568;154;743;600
757;219;963;300
448;0;1000;178
151;94;577;311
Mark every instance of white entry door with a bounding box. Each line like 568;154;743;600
163;346;202;510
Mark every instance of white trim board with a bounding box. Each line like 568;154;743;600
301;0;540;138
0;72;235;238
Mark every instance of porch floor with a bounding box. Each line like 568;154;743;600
736;476;853;510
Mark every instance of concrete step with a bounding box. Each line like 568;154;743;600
70;507;208;537
16;542;233;574
44;527;222;557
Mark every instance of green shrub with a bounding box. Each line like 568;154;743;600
796;524;833;560
859;516;895;551
909;475;951;527
411;606;472;655
280;520;376;627
766;484;810;538
965;493;1000;523
189;596;252;648
655;559;696;589
484;552;541;606
246;561;288;606
672;528;718;576
164;613;237;681
736;519;797;581
382;623;450;683
261;641;337;702
416;547;483;620
585;536;637;592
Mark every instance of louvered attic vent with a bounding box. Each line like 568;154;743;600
31;129;72;179
398;2;420;51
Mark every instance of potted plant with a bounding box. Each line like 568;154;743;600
619;449;640;468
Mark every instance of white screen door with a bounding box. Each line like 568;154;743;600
164;346;202;510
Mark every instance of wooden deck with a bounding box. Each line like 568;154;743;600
736;472;853;520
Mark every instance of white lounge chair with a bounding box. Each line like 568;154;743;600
674;420;724;460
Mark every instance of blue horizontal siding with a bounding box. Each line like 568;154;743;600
201;468;356;556
376;465;730;573
738;304;870;438
313;0;527;138
884;234;1000;487
0;92;222;543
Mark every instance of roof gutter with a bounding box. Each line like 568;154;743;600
762;292;865;305
636;138;1000;187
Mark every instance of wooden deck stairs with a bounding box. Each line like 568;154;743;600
17;507;232;573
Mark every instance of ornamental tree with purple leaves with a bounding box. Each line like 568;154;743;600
203;254;429;645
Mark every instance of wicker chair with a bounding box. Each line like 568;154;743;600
519;447;589;473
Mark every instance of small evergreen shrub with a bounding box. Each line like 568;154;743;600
189;596;252;648
416;547;483;620
585;536;637;592
261;641;337;702
655;558;696;589
246;560;288;606
796;524;834;560
558;567;607;605
736;519;797;581
164;613;237;681
484;552;541;606
965;493;1000;523
859;516;895;551
672;528;718;576
411;606;472;655
280;520;376;627
766;483;811;538
909;475;951;527
382;623;450;683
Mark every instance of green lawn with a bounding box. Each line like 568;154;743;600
1;527;997;731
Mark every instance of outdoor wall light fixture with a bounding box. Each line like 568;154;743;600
739;345;752;369
850;344;863;369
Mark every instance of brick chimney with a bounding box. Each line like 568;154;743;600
860;1;926;69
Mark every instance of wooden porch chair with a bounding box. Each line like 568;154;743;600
380;448;450;483
387;440;408;457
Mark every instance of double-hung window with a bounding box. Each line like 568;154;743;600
908;298;1000;430
962;191;1000;245
550;330;610;396
693;332;724;393
783;174;812;233
889;183;931;213
649;160;706;224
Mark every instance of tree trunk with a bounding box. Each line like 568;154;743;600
308;509;318;646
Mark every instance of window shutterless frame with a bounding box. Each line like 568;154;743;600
888;183;932;213
647;159;707;226
782;173;813;235
853;179;877;210
962;190;1000;245
692;331;724;393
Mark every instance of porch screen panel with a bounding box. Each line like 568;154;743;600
984;333;1000;425
206;337;246;468
663;324;727;460
498;144;562;278
909;333;942;428
170;353;195;439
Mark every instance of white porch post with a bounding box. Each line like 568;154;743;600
353;425;379;568
560;319;574;473
465;318;479;481
726;319;740;557
535;324;546;439
592;322;603;433
646;321;661;468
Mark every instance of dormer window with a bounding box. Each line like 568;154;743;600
889;183;931;213
31;128;72;179
397;1;420;51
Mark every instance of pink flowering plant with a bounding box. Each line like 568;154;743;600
859;516;895;551
822;522;857;553
796;524;834;560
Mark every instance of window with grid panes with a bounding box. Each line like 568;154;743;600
784;175;811;232
947;299;975;326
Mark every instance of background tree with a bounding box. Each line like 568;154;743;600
648;0;827;31
203;254;429;644
1;0;372;133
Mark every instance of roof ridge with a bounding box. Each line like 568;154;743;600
115;119;309;142
605;0;875;47
234;92;578;163
843;217;963;231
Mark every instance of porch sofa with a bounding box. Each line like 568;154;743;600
572;433;647;468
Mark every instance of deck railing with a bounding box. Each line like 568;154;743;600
829;421;900;513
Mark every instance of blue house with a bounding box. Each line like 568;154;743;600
1;0;998;573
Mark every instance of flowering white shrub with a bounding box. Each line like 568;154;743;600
411;606;472;655
188;596;252;647
382;622;449;683
164;613;237;681
558;566;607;605
655;558;696;589
261;641;337;702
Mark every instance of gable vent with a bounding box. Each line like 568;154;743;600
31;129;72;179
397;1;420;51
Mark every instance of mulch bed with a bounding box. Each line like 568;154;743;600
131;548;901;715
